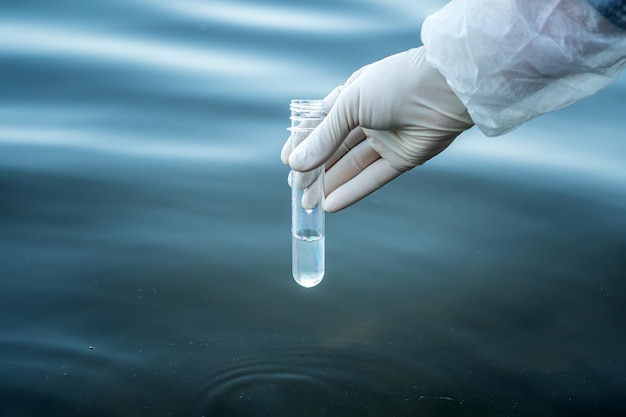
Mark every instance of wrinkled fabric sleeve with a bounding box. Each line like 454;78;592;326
421;0;626;136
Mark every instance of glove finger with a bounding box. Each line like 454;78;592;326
287;170;316;190
288;131;371;203
292;168;321;190
301;171;324;210
289;169;324;210
282;118;320;164
325;139;381;196
345;64;369;85
323;86;342;114
324;159;402;213
325;126;367;170
289;85;361;172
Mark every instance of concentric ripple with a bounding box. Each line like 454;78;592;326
197;345;465;416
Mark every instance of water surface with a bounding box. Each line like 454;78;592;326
1;0;625;416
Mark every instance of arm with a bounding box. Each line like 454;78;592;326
282;0;626;213
422;0;626;136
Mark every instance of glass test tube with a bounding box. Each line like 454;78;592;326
289;100;325;288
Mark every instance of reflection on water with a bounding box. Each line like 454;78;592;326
1;0;625;416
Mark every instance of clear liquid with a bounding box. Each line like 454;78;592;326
292;229;325;288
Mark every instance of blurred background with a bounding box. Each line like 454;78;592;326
1;0;625;416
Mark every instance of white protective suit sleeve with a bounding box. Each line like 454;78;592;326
421;0;626;136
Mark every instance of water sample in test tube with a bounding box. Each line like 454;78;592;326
289;99;325;288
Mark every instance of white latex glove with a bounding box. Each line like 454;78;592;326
281;46;474;212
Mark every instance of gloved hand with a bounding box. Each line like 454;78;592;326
280;46;474;212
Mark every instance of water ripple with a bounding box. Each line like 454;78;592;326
0;126;262;162
196;345;457;415
0;22;297;76
444;129;626;193
136;0;428;34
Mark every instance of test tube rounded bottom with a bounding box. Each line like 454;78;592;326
292;229;325;288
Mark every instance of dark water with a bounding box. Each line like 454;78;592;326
1;1;626;416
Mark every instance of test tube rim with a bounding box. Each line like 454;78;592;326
290;100;325;119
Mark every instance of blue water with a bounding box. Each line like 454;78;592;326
1;1;626;416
